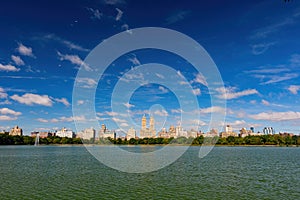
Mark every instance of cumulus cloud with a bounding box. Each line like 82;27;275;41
192;88;201;96
57;51;92;71
54;98;70;107
288;85;300;94
200;106;226;114
75;77;97;88
0;87;8;99
158;86;168;93
10;93;53;106
193;73;208;86
17;43;34;57
261;99;270;106
0;63;20;72
0;115;17;121
216;87;259;100
249;111;300;121
112;117;127;123
0;108;21;116
11;55;25;66
0;108;21;121
77;100;85;105
37;115;87;123
153;109;168;116
123;102;134;109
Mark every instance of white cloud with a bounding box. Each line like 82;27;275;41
0;87;8;99
112;117;127;123
179;81;188;85
0;100;11;105
10;93;53;106
11;55;25;66
17;43;34;57
75;77;97;88
177;70;185;79
123;102;134;109
121;24;130;32
37;118;48;123
249;111;300;121
77;100;85;105
230;120;247;126
103;0;126;5
251;18;294;39
120;122;129;127
288;85;300;95
200;106;226;114
171;108;183;114
0;63;20;72
54;98;70;107
193;73;208;86
192;88;201;96
115;8;123;21
0;108;21;116
155;73;164;79
120;72;144;83
216;87;259;100
245;68;290;74
86;7;103;20
0;115;17;121
153;109;168;116
158;86;168;93
37;115;87;123
128;55;141;66
57;51;92;71
259;73;298;85
43;34;90;52
261;99;270;106
251;42;275;55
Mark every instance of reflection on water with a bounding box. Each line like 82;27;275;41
0;146;299;199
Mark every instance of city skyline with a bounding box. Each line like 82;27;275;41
1;1;300;135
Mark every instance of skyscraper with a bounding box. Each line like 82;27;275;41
140;115;156;138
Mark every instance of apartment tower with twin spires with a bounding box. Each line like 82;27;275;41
140;115;156;138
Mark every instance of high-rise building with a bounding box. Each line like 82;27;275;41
127;127;136;139
99;124;116;139
225;125;233;133
140;115;156;138
56;128;74;138
77;128;95;140
9;126;23;136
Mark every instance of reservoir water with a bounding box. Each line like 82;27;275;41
0;146;299;199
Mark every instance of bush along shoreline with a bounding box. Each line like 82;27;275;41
1;134;299;146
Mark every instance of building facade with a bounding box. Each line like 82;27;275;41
99;124;116;139
140;115;156;138
55;128;74;138
127;127;136;139
9;126;23;136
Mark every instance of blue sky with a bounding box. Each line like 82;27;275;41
1;0;300;135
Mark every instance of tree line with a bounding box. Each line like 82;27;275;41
1;133;299;146
0;134;82;145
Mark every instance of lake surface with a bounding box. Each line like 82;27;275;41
0;146;299;199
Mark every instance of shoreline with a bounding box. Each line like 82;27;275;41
1;144;299;147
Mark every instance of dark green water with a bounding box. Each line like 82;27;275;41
0;146;299;200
